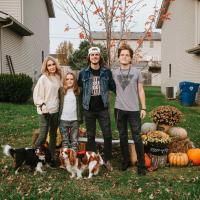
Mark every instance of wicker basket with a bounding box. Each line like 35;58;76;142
150;154;167;168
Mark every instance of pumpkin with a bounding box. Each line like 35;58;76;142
187;148;200;166
168;127;187;140
168;153;189;166
144;153;151;168
141;122;157;134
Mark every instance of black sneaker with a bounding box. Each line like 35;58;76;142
137;168;147;176
49;160;58;168
121;161;132;171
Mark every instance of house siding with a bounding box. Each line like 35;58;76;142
161;0;200;94
0;0;22;22
23;0;49;79
1;0;50;81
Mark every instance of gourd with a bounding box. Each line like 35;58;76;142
168;153;189;166
129;144;137;165
187;148;200;166
168;127;187;140
141;122;157;134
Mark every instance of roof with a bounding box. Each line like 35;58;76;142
91;31;161;41
45;0;55;18
156;0;171;28
0;11;33;36
186;45;200;55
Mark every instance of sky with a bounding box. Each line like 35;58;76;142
49;0;162;54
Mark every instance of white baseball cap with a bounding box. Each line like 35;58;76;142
88;46;101;55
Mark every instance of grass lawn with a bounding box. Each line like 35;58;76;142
0;86;200;200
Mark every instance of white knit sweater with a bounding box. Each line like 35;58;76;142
33;74;61;114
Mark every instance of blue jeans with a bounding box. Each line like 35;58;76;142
115;109;145;169
59;120;79;151
84;109;112;162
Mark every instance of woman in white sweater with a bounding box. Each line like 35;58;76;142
33;56;61;167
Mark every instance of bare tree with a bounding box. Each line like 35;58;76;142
55;0;174;67
56;41;73;65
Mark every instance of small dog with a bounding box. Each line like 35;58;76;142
2;144;51;174
60;148;104;179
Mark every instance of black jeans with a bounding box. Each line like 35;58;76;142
84;109;112;162
115;108;145;169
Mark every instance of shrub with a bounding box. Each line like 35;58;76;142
0;73;33;103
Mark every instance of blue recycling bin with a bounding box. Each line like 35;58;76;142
179;81;200;106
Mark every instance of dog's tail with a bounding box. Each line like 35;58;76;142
2;144;15;157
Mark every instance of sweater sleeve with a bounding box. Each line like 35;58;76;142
33;77;45;107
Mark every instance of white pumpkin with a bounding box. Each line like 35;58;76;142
141;122;157;134
168;127;188;140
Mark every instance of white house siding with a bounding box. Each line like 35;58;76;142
23;0;49;80
161;0;200;94
0;0;22;22
1;0;50;80
1;28;31;74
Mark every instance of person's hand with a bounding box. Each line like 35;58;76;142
140;110;146;119
41;105;49;114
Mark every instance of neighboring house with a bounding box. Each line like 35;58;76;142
156;0;200;97
0;0;55;82
91;31;161;86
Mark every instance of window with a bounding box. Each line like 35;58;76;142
169;64;171;78
150;40;154;48
42;51;44;63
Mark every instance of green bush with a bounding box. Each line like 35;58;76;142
0;73;33;103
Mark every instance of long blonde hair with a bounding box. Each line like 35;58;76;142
63;72;80;96
41;56;62;79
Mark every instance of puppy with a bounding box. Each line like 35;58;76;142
60;148;104;179
2;144;50;174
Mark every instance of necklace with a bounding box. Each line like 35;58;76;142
119;66;131;82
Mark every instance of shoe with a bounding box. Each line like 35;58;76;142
137;168;147;176
49;159;58;168
104;161;113;172
121;161;132;171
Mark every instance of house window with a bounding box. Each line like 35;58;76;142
169;64;171;78
42;51;44;63
150;40;154;48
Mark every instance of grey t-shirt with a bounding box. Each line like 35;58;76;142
112;66;144;111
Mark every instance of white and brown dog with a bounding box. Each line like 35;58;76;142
60;148;104;179
2;144;51;174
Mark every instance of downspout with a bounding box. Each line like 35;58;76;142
0;20;13;74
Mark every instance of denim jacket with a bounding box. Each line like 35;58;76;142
78;66;116;110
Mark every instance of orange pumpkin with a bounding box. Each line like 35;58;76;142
187;148;200;166
144;153;151;168
168;153;189;166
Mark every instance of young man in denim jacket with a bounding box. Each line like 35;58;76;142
78;47;116;171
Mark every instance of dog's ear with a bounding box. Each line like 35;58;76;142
69;150;76;166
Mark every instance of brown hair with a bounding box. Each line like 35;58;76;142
118;43;134;59
63;72;80;96
41;56;62;79
87;54;105;67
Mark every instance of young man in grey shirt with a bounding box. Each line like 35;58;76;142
112;44;147;175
